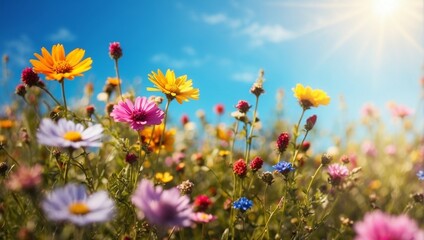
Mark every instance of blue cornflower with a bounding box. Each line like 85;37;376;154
417;170;424;181
232;197;253;212
273;161;295;175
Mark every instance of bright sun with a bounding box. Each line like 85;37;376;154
372;0;400;18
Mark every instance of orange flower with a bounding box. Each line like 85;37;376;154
0;119;13;129
139;124;175;153
30;44;92;81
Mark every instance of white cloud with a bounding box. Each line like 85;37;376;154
203;13;227;24
202;13;241;28
150;53;205;69
242;23;294;46
182;46;196;56
232;71;256;83
4;35;33;67
48;28;76;42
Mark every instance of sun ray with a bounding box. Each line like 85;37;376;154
391;18;424;53
318;19;368;65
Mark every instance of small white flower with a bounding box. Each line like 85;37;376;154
37;118;103;149
42;184;115;226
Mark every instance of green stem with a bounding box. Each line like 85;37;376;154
246;96;260;161
291;109;306;163
258;197;284;240
114;59;124;101
230;120;239;164
60;79;68;119
39;86;62;106
155;98;171;163
306;164;323;196
1;146;20;166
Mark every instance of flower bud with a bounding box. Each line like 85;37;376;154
276;132;290;154
235;100;251;113
15;84;26;97
109;42;123;60
249;156;263;172
125;152;138;164
233;159;247;177
305;115;317;131
21;67;40;87
321;153;333;165
260;171;274;185
177;180;194;195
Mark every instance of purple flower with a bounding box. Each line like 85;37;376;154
110;97;164;131
131;179;193;228
327;164;349;185
36;118;103;149
417;170;424;181
354;211;424;240
42;184;115;226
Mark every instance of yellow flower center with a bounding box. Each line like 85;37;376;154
53;60;73;74
63;131;82;142
164;83;180;96
68;202;91;215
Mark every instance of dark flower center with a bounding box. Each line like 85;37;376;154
53;60;73;74
133;112;146;122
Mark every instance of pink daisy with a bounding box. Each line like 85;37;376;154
110;97;165;131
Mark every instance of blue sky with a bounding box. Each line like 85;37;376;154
1;0;423;137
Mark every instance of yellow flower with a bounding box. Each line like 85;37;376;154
139;124;175;153
30;44;92;81
147;69;199;104
0;119;13;129
106;77;120;87
292;84;330;109
155;172;174;183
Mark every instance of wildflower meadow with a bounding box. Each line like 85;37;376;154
1;39;424;240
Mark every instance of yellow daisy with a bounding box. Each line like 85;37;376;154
292;84;330;109
147;69;199;104
155;172;174;183
30;44;92;81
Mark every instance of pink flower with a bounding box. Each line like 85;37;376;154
361;103;379;119
385;144;397;156
109;42;123;60
388;102;413;119
354;211;424;240
327;164;349;185
362;141;377;158
110;97;165;131
191;212;217;223
6;164;43;191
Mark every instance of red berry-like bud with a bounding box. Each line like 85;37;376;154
233;159;247;177
276;132;290;154
181;114;189;125
15;84;26;97
305;115;317;131
21;67;40;87
125;153;138;164
235;100;251;113
86;105;95;117
214;103;225;115
249;156;263;171
301;141;311;152
109;42;123;60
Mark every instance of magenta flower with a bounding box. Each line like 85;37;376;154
131;179;193;228
354;211;424;240
389;103;413;119
327;164;349;185
110;97;165;131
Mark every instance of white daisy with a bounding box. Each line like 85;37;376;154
42;184;115;226
36;118;103;149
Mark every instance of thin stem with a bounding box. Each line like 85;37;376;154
155;98;171;163
39;86;62;106
246;96;260;161
291;109;306;163
114;59;124;101
167;226;176;240
1;147;20;166
230;121;239;164
258;197;284;240
60;79;68;119
306;164;323;196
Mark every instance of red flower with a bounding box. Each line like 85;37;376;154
235;100;251;113
181;114;189;125
305;115;317;131
249;156;263;171
109;42;123;60
276;132;290;154
233;159;247;177
21;67;40;87
214;103;225;115
193;195;212;211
